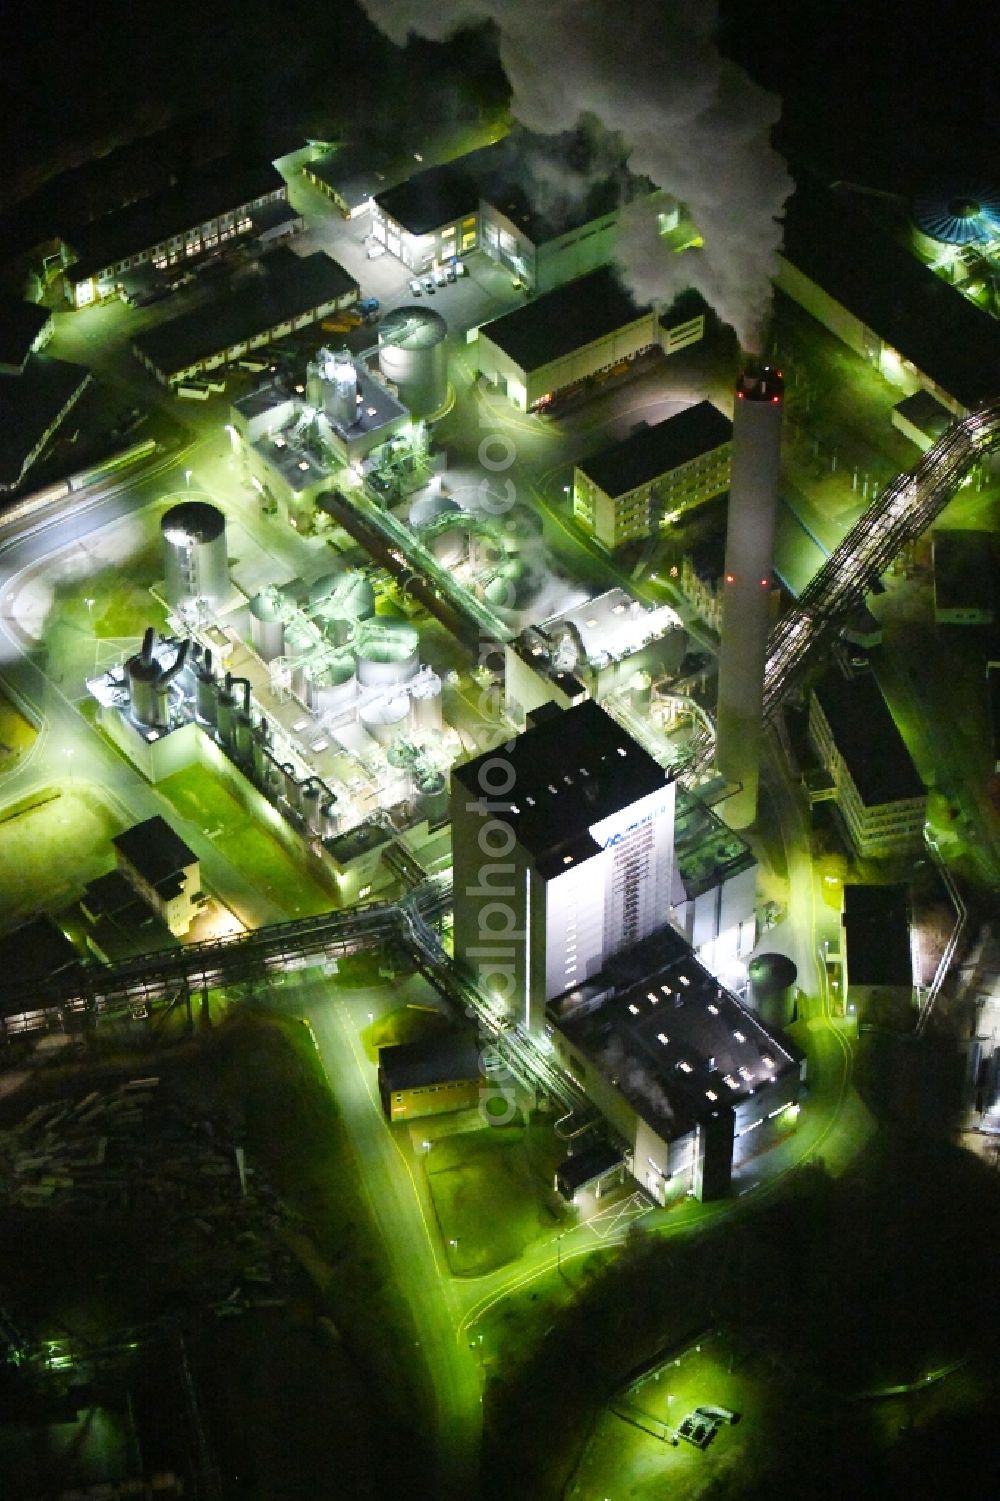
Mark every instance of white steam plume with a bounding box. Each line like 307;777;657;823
358;0;792;347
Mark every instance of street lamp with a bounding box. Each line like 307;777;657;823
184;469;192;488
556;1231;565;1274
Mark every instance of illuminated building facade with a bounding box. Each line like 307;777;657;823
451;700;676;1033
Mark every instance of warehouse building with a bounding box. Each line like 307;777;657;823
475;267;657;411
372;164;479;271
573;401;733;549
132;250;358;385
377;1032;483;1121
932;529;995;625
303;140;419;219
778;181;1000;416
112;816;204;936
809;673;927;858
451;699;677;1034
547;927;803;1203
0;352;91;495
62;163;288;308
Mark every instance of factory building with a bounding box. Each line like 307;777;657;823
451;700;677;1034
778;181;1000;416
132;250;358;386
0;348;91;496
547;927;803;1203
573;402;733;550
62;163;288;308
79;869;177;964
112;816;203;937
671;790;757;983
504;588;686;723
475;267;657;412
715;366;784;829
230;348;410;530
932;530;995;625
842;883;914;1022
372;164;479;271
809;673;927;859
378;1032;483;1121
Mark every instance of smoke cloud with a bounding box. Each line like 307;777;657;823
358;0;792;347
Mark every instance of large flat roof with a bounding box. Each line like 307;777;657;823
932;529;995;614
843;883;912;987
0;356;90;492
0;297;50;372
781;182;1000;411
132;252;357;378
548;926;801;1142
479;267;651;373
451;699;672;865
113;815;196;896
375;163;479;235
577;402;732;497
813;672;925;805
66;163;286;280
378;1032;482;1093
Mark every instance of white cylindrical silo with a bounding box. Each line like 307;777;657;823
161;501;228;609
410;669;442;731
715;365;784;828
248;588;286;662
354;619;420;688
359;693;411;747
378;307;448;418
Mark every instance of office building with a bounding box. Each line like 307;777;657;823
451;700;677;1033
842;883;914;1021
372;164;479;271
932;529;995;625
112;816;204;936
573;402;733;550
809;673;927;858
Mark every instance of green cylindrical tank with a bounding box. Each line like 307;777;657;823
747;953;798;1030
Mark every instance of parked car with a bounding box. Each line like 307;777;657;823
357;297;381;314
365;240;386;259
445;264;457;282
409;278;423;297
422;275;436;294
434;266;447;286
454;260;466;277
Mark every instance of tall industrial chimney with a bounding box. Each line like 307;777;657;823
715;364;784;827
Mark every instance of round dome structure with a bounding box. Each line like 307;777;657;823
912;178;1000;251
480;558;538;612
378;306;448;418
161;500;228;608
408;490;461;529
359;693;411;746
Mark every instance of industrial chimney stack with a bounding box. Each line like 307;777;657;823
715;363;784;827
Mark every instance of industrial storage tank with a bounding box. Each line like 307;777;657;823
360;693;411;746
480;558;539;613
409;669;443;731
747;953;798;1032
248;588;286;662
161;501;228;609
408;490;461;530
309;651;357;714
329;349;359;430
415;770;449;825
354;619;420;687
378;307;448;418
911;177;1000;261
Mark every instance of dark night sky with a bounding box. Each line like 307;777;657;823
1;2;995;221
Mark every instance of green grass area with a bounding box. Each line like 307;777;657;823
157;763;332;918
0;787;123;932
0;688;37;772
361;1001;452;1063
426;1123;569;1275
51;533;168;640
